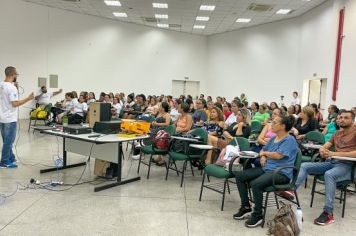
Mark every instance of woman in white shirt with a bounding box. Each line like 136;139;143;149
68;95;88;124
170;99;181;122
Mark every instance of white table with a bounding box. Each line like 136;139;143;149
237;151;259;159
171;135;202;142
303;143;322;150
189;144;214;150
38;128;149;192
332;156;356;162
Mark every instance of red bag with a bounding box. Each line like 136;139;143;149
153;130;171;150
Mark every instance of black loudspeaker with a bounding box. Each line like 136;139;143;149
88;102;111;128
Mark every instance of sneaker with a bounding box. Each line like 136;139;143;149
0;163;18;169
314;211;335;226
233;206;252;220
245;214;263;228
277;190;295;200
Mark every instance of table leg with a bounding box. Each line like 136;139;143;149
94;142;140;192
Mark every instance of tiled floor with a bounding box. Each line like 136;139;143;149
0;121;355;235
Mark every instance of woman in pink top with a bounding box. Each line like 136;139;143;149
175;103;193;133
257;108;284;146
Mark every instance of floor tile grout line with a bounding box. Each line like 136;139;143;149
0;193;48;232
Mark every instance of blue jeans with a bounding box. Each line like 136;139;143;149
295;160;352;214
0;122;17;165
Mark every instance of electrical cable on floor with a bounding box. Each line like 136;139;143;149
14;86;56;167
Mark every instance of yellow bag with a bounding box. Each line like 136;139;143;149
31;107;47;119
121;121;151;134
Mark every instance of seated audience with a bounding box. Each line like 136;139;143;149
57;92;77;123
170;99;181;122
311;103;323;123
322;114;340;142
293;110;356;226
291;106;317;140
205;100;214;120
252;104;270;124
287;105;297;119
204;107;224;137
225;100;240;127
87;92;96;105
35;86;62;108
112;97;122;118
206;109;251;164
175;102;193;134
295;104;302;116
223;102;232;120
320;105;339;127
250;102;259;117
146;95;159;116
192;98;208;126
233;115;297;228
68;95;88;124
256;108;284;148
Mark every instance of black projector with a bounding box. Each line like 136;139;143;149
93;121;122;134
63;125;92;135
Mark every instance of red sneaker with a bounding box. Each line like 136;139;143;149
314;211;335;226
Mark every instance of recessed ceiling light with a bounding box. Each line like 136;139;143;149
157;23;169;28
153;3;168;9
236;18;251;23
276;9;292;14
113;12;127;17
200;5;215;11
196;16;210;21
193;25;205;29
155;14;168;19
302;0;312;1
104;0;121;6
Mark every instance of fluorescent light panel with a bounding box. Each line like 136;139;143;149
193;25;205;29
157;23;169;28
104;0;121;6
113;12;127;17
200;5;215;11
155;14;168;19
153;3;168;8
196;16;209;21
236;18;251;23
276;9;292;14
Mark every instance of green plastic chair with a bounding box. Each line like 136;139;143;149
137;125;176;179
310;163;356;218
301;131;325;162
166;128;208;187
250;121;262;134
199;137;251;211
261;149;302;227
28;103;52;133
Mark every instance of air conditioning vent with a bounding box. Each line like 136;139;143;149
62;0;80;2
143;17;160;23
247;3;274;12
169;24;181;28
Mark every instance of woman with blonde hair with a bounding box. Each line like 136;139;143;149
291;106;318;140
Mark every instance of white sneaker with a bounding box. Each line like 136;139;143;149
131;154;142;160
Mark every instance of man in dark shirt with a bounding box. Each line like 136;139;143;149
192;98;207;125
294;110;356;226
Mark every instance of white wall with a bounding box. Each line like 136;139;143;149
0;0;208;118
207;19;300;105
1;0;355;119
207;0;356;110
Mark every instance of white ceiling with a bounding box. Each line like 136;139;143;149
22;0;328;35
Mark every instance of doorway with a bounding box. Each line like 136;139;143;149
302;78;327;112
172;80;200;98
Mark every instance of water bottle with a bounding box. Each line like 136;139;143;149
62;115;68;127
296;207;303;230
